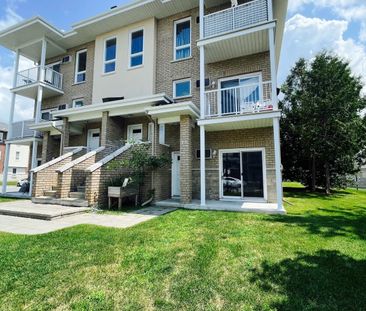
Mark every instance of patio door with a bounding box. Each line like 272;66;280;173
221;150;265;200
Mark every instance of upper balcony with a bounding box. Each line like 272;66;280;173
12;66;64;100
7;119;43;144
198;0;287;64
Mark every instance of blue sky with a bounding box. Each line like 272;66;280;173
0;0;365;121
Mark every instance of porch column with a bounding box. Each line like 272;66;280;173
273;117;284;210
100;111;109;147
2;49;20;194
60;117;69;155
199;42;206;206
268;27;278;110
41;131;50;164
29;140;39;197
180;115;193;204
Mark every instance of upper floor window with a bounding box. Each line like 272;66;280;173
174;17;191;61
130;29;144;68
75;49;87;84
173;79;191;99
104;37;117;73
73;98;84;108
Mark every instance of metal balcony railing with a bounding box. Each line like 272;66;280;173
203;0;269;38
204;81;273;118
15;66;63;90
9;120;43;140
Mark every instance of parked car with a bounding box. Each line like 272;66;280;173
223;177;242;189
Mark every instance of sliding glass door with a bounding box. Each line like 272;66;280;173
221;150;264;199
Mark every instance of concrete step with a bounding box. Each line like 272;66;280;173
69;192;85;199
32;197;89;208
44;190;57;198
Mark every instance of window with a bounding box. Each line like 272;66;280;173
196;149;212;159
41;110;51;121
15;151;20;160
148;122;154;142
0;132;3;142
104;38;117;73
159;124;165;144
12;168;17;174
72;98;84;108
173;79;191;98
174;17;191;60
75;49;87;83
130;29;144;68
58;104;67;110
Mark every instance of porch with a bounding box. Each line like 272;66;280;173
155;198;285;215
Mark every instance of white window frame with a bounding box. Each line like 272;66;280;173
72;98;85;108
74;49;87;84
129;28;144;69
173;78;192;99
103;37;117;74
159;124;165;144
174;17;192;61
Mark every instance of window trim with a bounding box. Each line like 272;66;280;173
74;49;87;84
72;98;85;108
173;78;192;99
129;27;145;69
103;36;117;74
173;17;192;61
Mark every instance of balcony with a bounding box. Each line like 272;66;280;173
12;66;64;99
203;0;269;39
8;119;43;143
199;0;275;64
204;81;273;118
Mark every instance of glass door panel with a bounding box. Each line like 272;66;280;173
242;151;264;198
222;152;242;197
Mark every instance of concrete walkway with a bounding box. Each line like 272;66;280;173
0;204;176;235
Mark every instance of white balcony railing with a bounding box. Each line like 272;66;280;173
9;119;43;140
204;81;273;118
15;66;63;90
203;0;269;38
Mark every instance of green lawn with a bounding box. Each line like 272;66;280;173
0;185;365;310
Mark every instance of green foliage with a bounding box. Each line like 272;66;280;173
280;52;366;193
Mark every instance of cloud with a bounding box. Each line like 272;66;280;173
279;14;366;93
0;5;34;123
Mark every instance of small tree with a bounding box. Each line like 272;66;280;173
108;144;170;204
281;52;366;194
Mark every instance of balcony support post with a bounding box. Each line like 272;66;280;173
267;0;273;20
268;27;278;110
2;49;20;194
273;117;284;211
39;38;47;82
199;0;204;39
199;42;206;206
29;140;39;197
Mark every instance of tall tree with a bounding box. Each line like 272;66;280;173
280;52;366;194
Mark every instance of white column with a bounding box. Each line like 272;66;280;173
28;140;38;197
273;117;283;211
199;0;204;39
35;39;47;123
268;27;278;110
267;0;273;21
2;49;20;194
35;86;43;122
200;125;206;206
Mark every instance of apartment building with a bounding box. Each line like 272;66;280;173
0;0;288;211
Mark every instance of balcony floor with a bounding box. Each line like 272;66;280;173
11;81;64;99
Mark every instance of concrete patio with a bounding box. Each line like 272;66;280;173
155;199;286;214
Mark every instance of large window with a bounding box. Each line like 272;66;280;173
104;37;117;73
174;17;191;60
173;79;191;99
75;49;87;83
130;29;144;68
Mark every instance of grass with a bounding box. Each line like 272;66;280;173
0;184;365;310
0;181;18;186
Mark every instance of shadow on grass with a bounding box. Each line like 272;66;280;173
283;186;350;200
251;250;366;310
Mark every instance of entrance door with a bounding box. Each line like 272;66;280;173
127;124;143;142
87;129;100;151
221;150;265;199
171;152;181;197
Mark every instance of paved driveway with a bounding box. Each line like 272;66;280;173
0;206;176;235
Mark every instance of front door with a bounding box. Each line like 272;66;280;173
87;129;100;151
221;150;265;200
127;124;143;142
172;152;181;197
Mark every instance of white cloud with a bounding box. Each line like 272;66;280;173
0;5;34;123
279;14;366;93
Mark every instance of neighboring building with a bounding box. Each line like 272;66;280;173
0;122;30;182
0;0;288;211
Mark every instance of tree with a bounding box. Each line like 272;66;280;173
280;52;366;194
